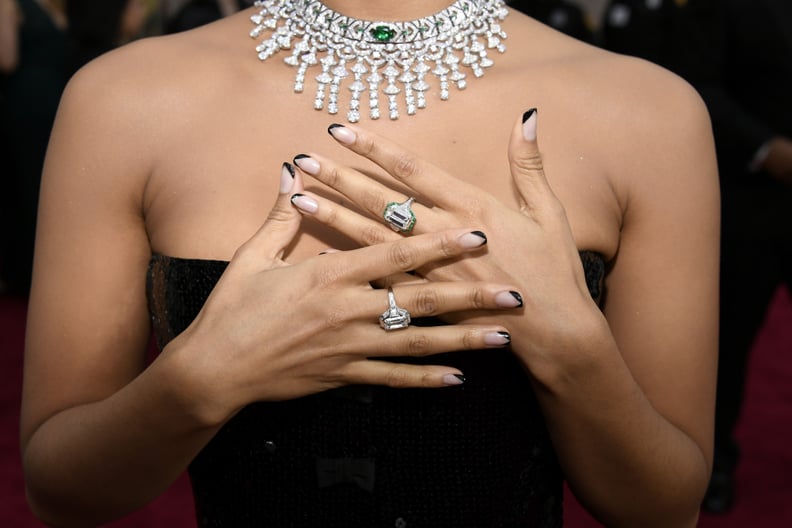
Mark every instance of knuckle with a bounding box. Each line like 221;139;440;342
313;262;344;287
405;334;431;357
323;306;347;329
469;287;486;309
356;134;377;157
414;288;440;316
266;203;293;224
513;150;544;173
385;366;410;388
437;233;457;258
392;154;419;181
361;189;387;215
323;205;338;227
387;243;418;272
324;166;342;188
462;329;478;350
360;224;387;246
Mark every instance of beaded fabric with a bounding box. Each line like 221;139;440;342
146;251;606;527
249;0;509;122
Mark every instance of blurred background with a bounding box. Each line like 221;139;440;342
1;0;790;526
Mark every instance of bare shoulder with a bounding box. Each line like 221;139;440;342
61;16;254;163
506;11;712;158
505;11;716;211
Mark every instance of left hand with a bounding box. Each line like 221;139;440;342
290;110;609;368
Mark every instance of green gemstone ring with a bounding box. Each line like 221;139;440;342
383;197;417;233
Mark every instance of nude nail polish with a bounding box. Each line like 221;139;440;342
458;231;488;248
522;108;537;141
290;193;318;214
328;123;357;145
484;331;511;346
280;162;295;194
443;373;465;386
495;291;523;308
293;154;320;175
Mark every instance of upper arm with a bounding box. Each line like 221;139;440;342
21;50;160;447
601;65;720;464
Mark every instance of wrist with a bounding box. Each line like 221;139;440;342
515;304;616;391
156;331;238;429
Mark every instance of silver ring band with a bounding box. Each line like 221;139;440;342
379;287;411;331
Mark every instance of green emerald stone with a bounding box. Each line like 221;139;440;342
370;25;396;42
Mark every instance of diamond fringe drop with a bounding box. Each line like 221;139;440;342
250;0;509;122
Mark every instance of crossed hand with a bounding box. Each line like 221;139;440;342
178;110;604;423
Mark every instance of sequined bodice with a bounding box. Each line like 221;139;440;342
146;252;605;528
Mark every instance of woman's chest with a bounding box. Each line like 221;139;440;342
143;102;622;263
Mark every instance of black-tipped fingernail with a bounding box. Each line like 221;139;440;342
522;109;537;141
292;154;320;175
470;230;487;244
522;108;537;123
290;193;319;213
485;331;511;346
442;373;465;386
280;162;295;194
459;231;487;248
327;123;357;144
510;291;523;308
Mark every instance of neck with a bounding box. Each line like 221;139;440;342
320;0;461;21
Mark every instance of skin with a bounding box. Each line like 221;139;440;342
21;1;720;526
0;0;21;72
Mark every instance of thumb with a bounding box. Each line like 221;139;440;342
240;162;305;264
508;109;555;216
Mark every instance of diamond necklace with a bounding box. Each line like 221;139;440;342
249;0;509;122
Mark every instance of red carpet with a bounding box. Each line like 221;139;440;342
2;288;791;527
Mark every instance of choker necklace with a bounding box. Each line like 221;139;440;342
250;0;509;122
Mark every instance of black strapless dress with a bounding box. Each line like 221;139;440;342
146;252;606;528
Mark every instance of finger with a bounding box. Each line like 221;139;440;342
341;323;514;388
325;123;481;210
344;360;468;388
290;190;401;247
508;109;560;218
311;228;489;284
235;162;305;264
292;152;437;234
358;282;524;320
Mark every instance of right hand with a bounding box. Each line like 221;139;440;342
167;163;523;425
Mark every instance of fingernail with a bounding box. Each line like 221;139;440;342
293;154;320;175
495;291;523;308
484;331;511;346
458;231;487;248
328;123;356;145
443;373;465;386
280;162;295;194
522;108;537;141
290;193;318;214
